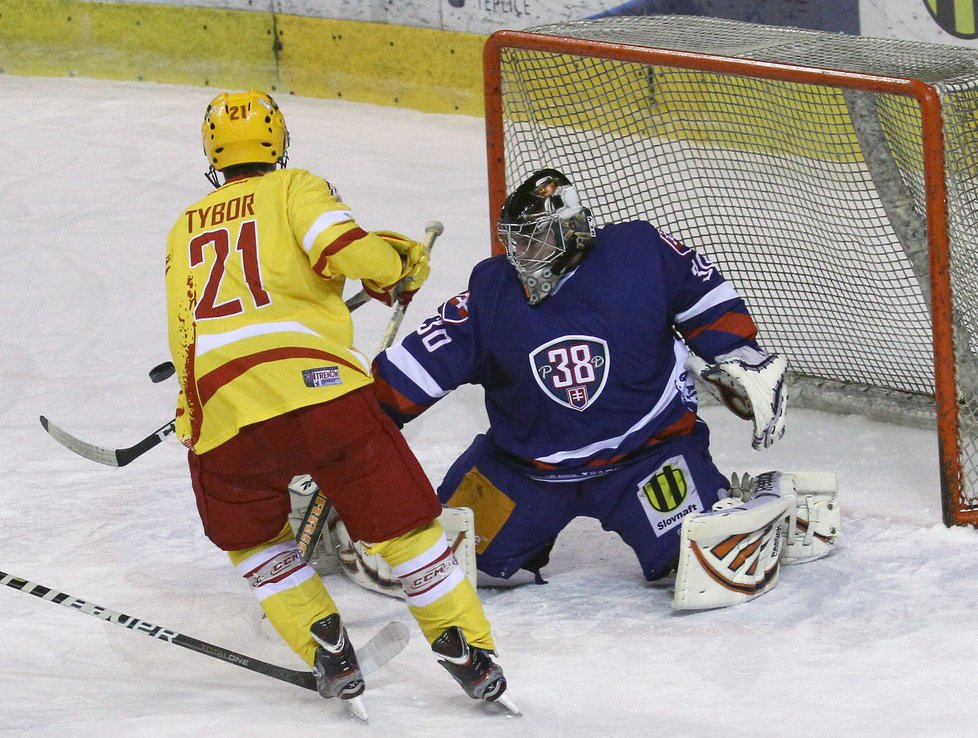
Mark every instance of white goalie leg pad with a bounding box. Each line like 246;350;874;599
437;506;478;589
782;471;841;565
327;506;478;600
673;474;794;610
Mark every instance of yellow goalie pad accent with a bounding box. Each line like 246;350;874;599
444;466;515;555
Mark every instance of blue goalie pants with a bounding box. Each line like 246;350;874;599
437;421;729;582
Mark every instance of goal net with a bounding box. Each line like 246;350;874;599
483;15;978;526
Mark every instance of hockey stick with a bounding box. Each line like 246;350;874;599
292;220;444;562
380;220;444;349
39;415;177;467
38;273;415;467
0;569;409;691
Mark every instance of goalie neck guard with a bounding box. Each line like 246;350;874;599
497;169;596;306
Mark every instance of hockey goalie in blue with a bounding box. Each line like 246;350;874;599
371;169;812;598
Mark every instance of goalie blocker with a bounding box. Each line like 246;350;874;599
673;471;840;610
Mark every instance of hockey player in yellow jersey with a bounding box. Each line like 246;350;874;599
165;90;513;717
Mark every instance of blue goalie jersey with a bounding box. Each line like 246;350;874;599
372;221;758;479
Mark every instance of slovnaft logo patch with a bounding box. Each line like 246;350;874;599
636;456;703;536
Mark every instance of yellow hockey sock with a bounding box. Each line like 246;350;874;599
366;522;495;652
228;523;338;666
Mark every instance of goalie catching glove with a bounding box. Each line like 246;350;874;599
687;345;788;450
363;230;431;306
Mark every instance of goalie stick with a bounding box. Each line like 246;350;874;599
0;569;409;692
39;219;442;469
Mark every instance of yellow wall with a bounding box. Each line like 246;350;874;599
0;0;487;115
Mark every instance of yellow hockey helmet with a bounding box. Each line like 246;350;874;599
202;90;289;174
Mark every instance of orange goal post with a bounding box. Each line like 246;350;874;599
482;15;978;526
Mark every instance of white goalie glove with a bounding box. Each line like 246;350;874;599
687;345;788;449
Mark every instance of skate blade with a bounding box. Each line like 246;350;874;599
342;695;369;723
492;692;522;717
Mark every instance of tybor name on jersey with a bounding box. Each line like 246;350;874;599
182;192;256;232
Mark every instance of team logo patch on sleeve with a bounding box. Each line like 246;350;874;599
302;366;341;387
636;456;703;537
438;291;471;324
529;335;609;411
660;229;691;255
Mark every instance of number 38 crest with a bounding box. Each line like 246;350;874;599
529;335;609;411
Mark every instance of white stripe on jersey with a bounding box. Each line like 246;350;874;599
348;347;372;374
384;342;449;400
302;209;354;253
533;340;690;465
674;281;740;323
196;321;321;356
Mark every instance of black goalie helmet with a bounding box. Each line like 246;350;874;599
497;168;596;305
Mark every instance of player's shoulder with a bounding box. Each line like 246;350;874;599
597;219;668;245
266;167;339;195
470;253;511;282
598;220;692;258
465;253;510;288
597;219;658;237
461;254;518;312
263;167;312;187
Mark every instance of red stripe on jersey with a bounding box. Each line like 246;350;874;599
180;276;205;449
196;347;368;405
683;312;757;342
371;376;429;419
528;410;697;471
311;227;369;275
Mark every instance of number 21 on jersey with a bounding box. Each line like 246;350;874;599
189;220;271;320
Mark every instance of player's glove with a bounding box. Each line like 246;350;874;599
689;345;788;450
362;231;431;306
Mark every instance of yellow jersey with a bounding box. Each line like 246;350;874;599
166;168;406;453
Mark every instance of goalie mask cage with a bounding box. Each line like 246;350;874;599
483;15;978;527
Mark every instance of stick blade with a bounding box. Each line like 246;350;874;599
39;415;122;466
356;620;411;676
